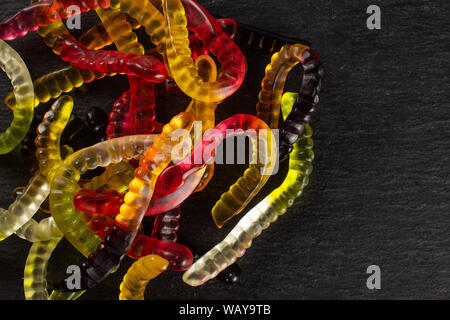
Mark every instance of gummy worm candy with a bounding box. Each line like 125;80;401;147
4;66;108;110
128;76;157;134
16;216;62;242
58;37;168;82
75;114;276;218
108;0;167;49
0;96;72;240
162;0;246;103
24;238;62;300
0;40;35;154
119;255;168;300
75;203;193;271
96;7;144;55
98;6;156;138
106;90;131;139
49;134;157;257
0;0;111;40
256;44;321;129
80;55;218;216
185;54;219;192
278;64;323;161
151;207;181;242
83;161;134;192
78;21;114;50
183;97;314;286
189;18;238;60
155;114;277;227
53;112;195;291
126;234;193;271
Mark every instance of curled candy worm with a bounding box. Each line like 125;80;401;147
0;96;72;240
256;44;321;129
0;40;34;154
75;55;218;216
75;114;277;219
53;113;195;291
278;62;323;161
185;55;219;192
183;94;314;286
163;0;246;103
119;255;168;300
108;0;167;49
49;134;157;258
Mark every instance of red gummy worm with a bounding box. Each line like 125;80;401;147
128;234;193;272
151;207;181;242
106;90;132;140
129;76;156;135
180;0;246;98
58;37;168;82
79;213;192;272
0;0;111;40
189;18;239;60
74;189;123;217
155;114;271;195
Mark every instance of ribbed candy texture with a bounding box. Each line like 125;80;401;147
183;94;314;286
119;255;168;300
0;96;72;240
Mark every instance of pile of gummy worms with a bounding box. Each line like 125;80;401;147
0;0;323;300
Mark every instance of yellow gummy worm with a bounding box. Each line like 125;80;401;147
24;238;62;300
162;0;246;103
4;66;108;110
210;122;278;228
116;112;195;231
119;255;169;300
0;40;34;154
109;0;166;48
0;96;72;240
49;134;157;257
185;55;219;192
96;6;145;55
256;44;313;129
79;21;115;50
184;93;314;286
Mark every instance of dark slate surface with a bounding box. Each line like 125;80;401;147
0;0;449;300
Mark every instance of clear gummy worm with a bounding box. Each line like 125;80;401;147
24;238;62;300
0;40;34;154
0;96;72;240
